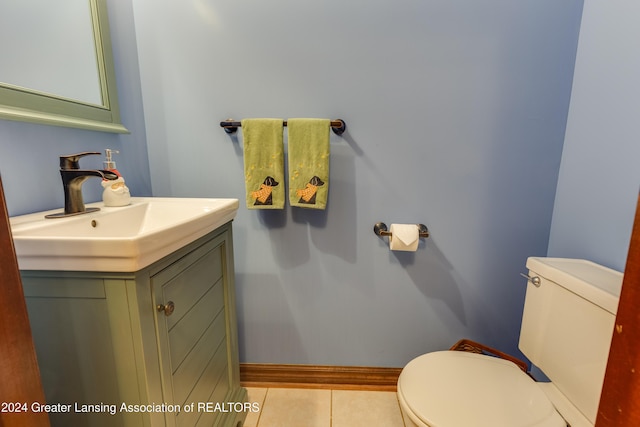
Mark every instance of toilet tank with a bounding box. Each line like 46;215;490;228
518;257;623;425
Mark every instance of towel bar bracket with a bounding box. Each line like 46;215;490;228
222;119;238;134
220;119;346;136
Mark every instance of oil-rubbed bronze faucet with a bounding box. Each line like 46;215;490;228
45;152;119;218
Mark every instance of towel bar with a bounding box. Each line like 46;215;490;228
220;119;346;136
373;222;429;239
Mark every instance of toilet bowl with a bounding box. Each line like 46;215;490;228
397;352;568;427
397;257;624;427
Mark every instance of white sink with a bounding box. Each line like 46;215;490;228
10;197;239;272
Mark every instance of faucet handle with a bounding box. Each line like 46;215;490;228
60;152;101;169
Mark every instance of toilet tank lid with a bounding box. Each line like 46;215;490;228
526;257;623;315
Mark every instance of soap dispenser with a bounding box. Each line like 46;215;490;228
101;149;131;207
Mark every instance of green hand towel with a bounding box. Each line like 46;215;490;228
242;118;285;209
287;118;330;210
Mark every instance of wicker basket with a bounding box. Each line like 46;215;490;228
449;339;528;373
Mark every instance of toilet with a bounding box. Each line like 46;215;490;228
397;257;623;427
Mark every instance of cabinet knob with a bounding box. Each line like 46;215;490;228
157;301;175;316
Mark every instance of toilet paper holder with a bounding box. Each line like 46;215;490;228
373;222;429;239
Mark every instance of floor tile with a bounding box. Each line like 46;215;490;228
255;388;331;427
332;390;406;427
244;387;268;427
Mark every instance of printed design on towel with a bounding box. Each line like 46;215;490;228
295;176;324;204
251;176;279;205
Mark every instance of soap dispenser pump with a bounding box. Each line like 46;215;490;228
101;149;131;207
103;149;121;175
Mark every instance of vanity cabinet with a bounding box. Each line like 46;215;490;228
21;222;246;427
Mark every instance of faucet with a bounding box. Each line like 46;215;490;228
45;152;119;218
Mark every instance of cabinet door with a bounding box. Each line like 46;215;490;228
151;236;232;427
24;277;143;427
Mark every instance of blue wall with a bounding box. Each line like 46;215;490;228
0;0;152;217
13;0;633;369
132;0;583;366
548;0;640;272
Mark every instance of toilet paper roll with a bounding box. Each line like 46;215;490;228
389;224;420;252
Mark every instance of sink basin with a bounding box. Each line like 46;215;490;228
10;197;239;272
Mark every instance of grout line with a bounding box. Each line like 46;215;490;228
255;388;268;427
329;389;333;427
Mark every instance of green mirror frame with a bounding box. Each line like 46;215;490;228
0;0;128;134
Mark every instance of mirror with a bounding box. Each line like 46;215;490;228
0;0;128;133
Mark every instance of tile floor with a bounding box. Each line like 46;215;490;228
243;387;408;427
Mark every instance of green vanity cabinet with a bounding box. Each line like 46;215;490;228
21;222;247;427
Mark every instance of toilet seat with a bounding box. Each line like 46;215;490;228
397;351;567;427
